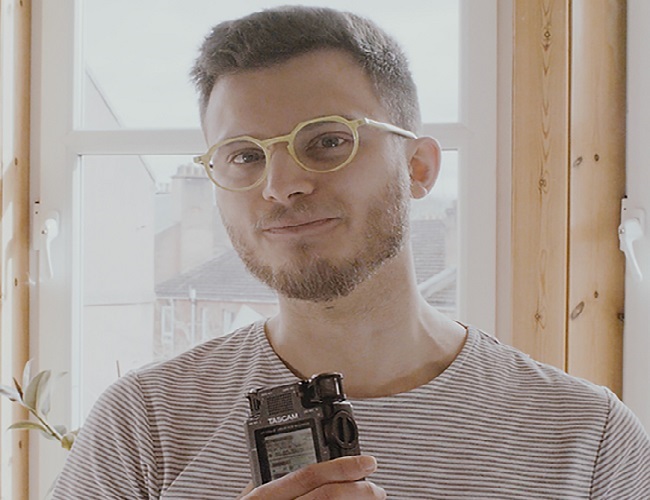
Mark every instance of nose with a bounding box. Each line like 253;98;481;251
261;145;315;203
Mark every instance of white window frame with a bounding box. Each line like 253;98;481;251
623;0;650;434
28;0;497;495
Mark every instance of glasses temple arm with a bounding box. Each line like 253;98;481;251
363;118;417;139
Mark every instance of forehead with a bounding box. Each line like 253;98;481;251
203;50;387;142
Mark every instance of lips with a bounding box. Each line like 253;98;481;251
262;217;340;234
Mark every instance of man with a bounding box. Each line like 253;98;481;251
53;6;649;499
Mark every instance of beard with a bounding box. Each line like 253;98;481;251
223;170;411;303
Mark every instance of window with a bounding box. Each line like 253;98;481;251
29;0;496;493
624;0;650;433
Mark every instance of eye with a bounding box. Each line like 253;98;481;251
309;133;351;150
319;135;346;148
294;123;355;166
229;149;265;165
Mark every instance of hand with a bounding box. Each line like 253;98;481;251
237;455;386;499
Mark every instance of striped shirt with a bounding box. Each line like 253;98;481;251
52;322;650;499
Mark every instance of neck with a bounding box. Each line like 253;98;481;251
265;250;467;398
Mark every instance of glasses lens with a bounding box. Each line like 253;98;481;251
294;120;356;172
208;139;266;190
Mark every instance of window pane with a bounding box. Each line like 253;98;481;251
78;0;459;129
411;151;458;318
78;152;457;416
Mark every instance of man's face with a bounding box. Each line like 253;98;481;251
202;50;412;302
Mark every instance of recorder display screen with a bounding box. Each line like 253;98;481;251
264;426;318;480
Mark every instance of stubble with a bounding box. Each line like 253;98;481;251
224;170;411;302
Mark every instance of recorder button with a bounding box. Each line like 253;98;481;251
332;412;358;449
247;392;261;413
312;373;344;401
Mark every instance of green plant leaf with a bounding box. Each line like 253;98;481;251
39;386;52;416
8;420;48;433
23;370;52;412
8;420;57;440
0;384;20;402
22;358;33;391
41;370;69;416
12;377;23;399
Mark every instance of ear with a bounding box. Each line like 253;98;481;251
407;136;441;199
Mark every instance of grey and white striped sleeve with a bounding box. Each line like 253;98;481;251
51;372;158;499
590;388;650;498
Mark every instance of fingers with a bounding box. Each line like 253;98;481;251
296;479;387;500
291;455;377;491
241;455;384;499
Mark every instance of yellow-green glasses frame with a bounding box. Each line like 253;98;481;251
193;114;417;192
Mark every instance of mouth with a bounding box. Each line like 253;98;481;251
261;217;341;236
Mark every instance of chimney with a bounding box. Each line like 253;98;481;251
171;164;215;273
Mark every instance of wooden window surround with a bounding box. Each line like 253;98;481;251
0;0;627;496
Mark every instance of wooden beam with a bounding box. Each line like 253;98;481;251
511;0;571;369
510;0;626;395
567;0;626;395
0;0;32;497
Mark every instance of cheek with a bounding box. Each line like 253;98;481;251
216;195;253;232
340;148;408;201
356;139;408;176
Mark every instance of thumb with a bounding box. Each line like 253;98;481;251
237;481;255;499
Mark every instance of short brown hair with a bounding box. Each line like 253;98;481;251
191;6;420;131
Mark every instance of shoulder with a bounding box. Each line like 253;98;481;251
458;327;612;416
134;320;267;383
465;327;608;392
591;389;650;496
85;320;293;424
122;320;292;412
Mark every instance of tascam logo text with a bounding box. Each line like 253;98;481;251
269;413;299;425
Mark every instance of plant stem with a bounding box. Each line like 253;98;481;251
30;407;64;442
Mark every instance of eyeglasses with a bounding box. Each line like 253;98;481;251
193;115;417;192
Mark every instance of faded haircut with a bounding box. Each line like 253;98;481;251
190;5;421;132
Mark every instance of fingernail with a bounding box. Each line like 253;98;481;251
359;455;377;472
